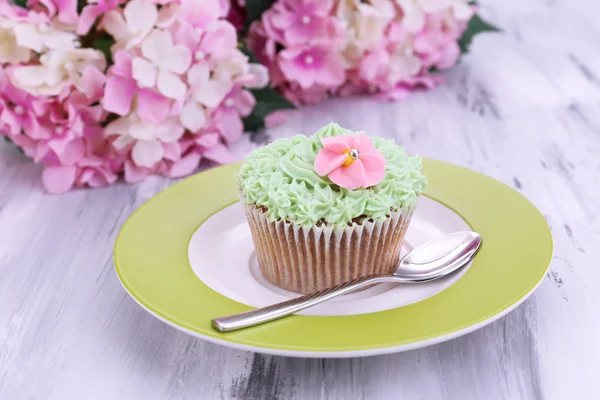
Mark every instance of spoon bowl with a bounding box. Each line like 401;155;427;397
395;231;482;282
212;231;482;332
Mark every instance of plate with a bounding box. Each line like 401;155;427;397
114;159;552;358
188;197;473;317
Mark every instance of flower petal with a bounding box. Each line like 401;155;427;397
192;79;232;107
129;121;156;140
132;140;163;168
137;89;170;123
360;153;386;187
180;101;207;132
141;29;172;64
168;151;201;177
200;20;237;59
157;70;186;100
103;76;136;116
124;0;158;38
160;44;192;74
156;120;185;142
321;136;354;153
42;166;77;194
187;63;209;85
132;57;158;88
314;149;347;176
328;159;365;190
203;142;233;164
354;133;377;155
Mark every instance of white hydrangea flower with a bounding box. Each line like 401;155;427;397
0;18;32;63
9;19;76;56
396;0;472;33
337;0;395;61
106;115;184;168
102;0;157;51
180;62;232;133
11;48;106;96
131;29;192;101
388;43;422;83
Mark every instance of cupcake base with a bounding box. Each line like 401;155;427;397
243;202;415;294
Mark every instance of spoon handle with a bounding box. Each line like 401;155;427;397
212;275;393;332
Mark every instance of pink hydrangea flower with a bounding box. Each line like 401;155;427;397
103;50;171;123
268;0;335;45
279;46;345;89
315;134;386;190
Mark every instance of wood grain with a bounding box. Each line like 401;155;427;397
1;0;600;399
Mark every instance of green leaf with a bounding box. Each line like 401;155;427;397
243;87;295;132
93;37;115;64
14;0;27;8
244;0;275;32
458;14;501;54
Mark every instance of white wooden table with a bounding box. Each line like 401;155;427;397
1;1;599;398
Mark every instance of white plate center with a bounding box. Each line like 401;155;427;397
188;197;471;316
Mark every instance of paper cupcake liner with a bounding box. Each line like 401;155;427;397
241;197;415;294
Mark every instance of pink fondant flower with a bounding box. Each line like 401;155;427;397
315;133;386;190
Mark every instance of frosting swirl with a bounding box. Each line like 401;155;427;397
238;123;427;226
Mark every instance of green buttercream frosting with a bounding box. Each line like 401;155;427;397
238;122;427;227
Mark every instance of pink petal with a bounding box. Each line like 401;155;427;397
200;20;237;59
42;165;77;194
111;51;133;78
202;142;233;164
179;0;220;28
195;132;219;147
80;66;106;101
314;53;345;87
264;111;287;128
436;42;460;70
162;141;182;161
49;137;86;166
102;76;136;116
124;160;150;183
168;151;201;177
77;5;103;35
354;133;377;155
314;149;347;176
360;153;386;187
173;22;200;51
137;89;170;123
233;90;255;117
328;159;365;190
321;136;353;153
214;109;242;144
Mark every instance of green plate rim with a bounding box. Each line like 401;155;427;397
114;159;553;356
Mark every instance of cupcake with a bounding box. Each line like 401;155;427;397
238;122;427;294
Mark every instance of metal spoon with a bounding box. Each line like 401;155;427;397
212;231;482;332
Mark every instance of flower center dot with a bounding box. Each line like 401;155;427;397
301;15;311;24
14;106;24;115
64;61;74;71
56;126;64;134
195;27;203;35
304;55;314;65
349;149;359;159
224;98;234;107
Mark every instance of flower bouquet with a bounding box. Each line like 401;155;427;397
0;0;497;193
